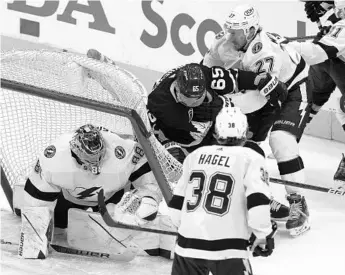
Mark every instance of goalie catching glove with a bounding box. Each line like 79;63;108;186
248;220;278;257
255;73;288;108
107;189;159;226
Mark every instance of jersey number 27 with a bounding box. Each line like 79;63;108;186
187;171;234;216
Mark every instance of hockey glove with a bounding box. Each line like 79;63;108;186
163;141;188;164
314;25;332;40
111;189;159;226
304;1;334;22
248;221;278;257
255;73;288;108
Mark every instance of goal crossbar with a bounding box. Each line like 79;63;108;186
1;78;173;205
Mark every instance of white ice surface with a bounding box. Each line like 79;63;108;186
1;135;345;275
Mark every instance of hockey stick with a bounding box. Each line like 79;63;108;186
97;189;178;236
269;177;345;197
286;35;316;41
0;239;136;262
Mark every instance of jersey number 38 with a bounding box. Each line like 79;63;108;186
187;171;234;216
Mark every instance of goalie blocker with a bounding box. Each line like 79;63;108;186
19;207;54;259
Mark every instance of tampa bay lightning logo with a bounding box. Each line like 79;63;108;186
74;186;102;199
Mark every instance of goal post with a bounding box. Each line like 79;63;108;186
0;50;182;210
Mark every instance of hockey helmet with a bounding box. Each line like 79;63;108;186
223;5;261;37
175;63;207;107
70;124;106;173
213;106;248;145
335;1;345;18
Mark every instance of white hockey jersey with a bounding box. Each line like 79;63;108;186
168;142;272;260
23;130;162;212
289;19;345;64
203;29;309;113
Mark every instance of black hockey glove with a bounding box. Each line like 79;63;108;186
255;73;288;108
248;221;278;257
163;141;188;164
304;1;334;22
314;25;332;41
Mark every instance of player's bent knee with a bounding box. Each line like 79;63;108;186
269;131;304;175
269;130;298;161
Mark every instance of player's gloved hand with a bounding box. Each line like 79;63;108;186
315;25;332;40
255;73;288;108
163;141;188;164
248;221;278;257
304;1;334;22
111;189;159;226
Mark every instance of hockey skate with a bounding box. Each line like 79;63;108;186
334;154;345;187
286;193;310;237
270;198;290;221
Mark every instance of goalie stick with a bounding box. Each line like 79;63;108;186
1;239;136;262
270;177;345;197
98;189;178;236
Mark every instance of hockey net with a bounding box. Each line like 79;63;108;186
0;50;182;206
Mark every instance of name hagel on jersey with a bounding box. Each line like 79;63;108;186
290;19;345;65
168;144;272;260
23;129;161;210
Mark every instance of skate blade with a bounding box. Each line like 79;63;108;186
288;222;311;237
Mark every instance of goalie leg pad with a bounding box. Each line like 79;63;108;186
19;207;54;259
67;209;139;255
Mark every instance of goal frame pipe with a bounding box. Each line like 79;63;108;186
1;166;13;211
1;78;173;204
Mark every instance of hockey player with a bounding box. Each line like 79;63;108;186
291;0;345;183
147;62;290;220
147;62;287;155
203;4;312;236
20;124;162;258
168;106;277;275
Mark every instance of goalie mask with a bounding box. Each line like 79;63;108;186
213;106;248;146
70;124;106;174
174;63;207;108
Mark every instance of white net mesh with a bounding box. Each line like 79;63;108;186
0;50;182;190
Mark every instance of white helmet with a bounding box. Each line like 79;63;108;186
214;106;248;145
335;0;345;18
223;5;261;36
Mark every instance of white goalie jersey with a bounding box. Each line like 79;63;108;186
289;19;345;64
23;129;162;212
168;143;272;260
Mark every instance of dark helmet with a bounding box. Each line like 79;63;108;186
175;63;207;107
